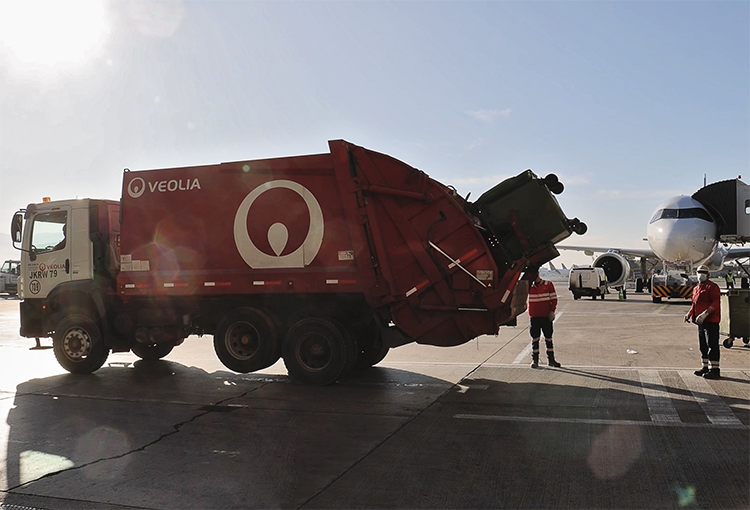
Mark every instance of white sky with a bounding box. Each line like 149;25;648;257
0;0;747;267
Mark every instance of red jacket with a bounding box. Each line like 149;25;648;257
528;279;557;318
689;280;721;323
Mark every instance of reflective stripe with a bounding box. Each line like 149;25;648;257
529;294;556;301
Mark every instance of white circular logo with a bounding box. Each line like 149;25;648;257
234;180;324;269
127;177;146;199
29;280;41;295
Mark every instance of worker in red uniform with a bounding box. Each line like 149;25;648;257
685;264;722;379
528;271;561;368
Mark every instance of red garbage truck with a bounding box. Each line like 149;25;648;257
11;140;585;384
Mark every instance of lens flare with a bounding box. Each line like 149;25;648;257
0;0;110;67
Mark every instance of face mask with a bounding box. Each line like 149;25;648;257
698;273;708;283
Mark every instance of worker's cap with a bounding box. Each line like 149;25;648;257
696;265;710;274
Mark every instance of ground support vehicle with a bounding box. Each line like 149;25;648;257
720;289;750;348
0;260;20;296
11;140;585;384
651;261;696;303
568;266;608;300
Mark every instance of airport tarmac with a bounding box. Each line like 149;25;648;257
0;279;748;509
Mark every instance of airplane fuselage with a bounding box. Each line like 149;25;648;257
646;195;718;267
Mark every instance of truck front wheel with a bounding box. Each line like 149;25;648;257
283;318;352;385
214;308;278;373
53;315;109;374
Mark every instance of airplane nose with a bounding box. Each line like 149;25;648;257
648;218;716;262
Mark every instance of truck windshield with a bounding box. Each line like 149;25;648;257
31;211;68;253
0;261;17;273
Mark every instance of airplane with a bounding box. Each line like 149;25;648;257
548;261;571;278
558;181;750;295
539;262;577;280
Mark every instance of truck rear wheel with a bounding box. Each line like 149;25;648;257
132;342;174;361
283;318;352;385
354;329;389;370
214;308;278;373
53;315;109;374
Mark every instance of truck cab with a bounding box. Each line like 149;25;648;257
11;199;121;371
569;266;608;300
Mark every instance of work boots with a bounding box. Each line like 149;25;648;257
546;339;561;368
531;352;539;369
694;366;709;377
703;368;721;380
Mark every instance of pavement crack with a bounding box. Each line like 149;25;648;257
295;382;458;509
297;332;529;509
7;387;261;492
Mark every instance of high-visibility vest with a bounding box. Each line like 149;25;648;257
528;280;557;318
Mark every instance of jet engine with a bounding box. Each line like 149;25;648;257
593;252;631;288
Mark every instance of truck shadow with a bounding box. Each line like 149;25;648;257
3;359;451;506
4;363;749;509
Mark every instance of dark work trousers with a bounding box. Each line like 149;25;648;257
698;322;720;369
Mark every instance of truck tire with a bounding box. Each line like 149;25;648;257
132;342;174;361
53;315;109;374
355;331;389;370
283;317;352;385
214;308;278;373
345;317;388;370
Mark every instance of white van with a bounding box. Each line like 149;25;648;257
569;267;608;300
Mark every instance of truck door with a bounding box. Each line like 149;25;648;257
25;207;72;298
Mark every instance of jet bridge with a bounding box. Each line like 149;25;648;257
692;178;750;243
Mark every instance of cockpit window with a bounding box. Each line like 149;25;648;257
649;207;713;224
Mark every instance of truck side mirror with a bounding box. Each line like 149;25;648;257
11;213;22;245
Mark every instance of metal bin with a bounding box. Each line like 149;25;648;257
720;289;750;348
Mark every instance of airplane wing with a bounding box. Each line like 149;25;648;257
557;245;657;259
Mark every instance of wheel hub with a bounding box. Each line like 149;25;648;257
64;328;91;359
226;322;259;359
297;334;331;371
